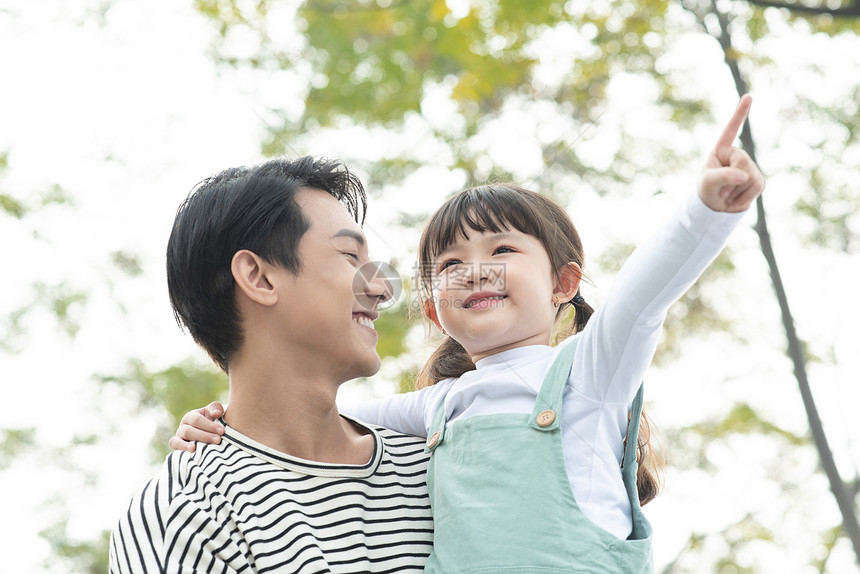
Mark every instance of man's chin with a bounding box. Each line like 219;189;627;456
346;353;381;380
360;356;382;378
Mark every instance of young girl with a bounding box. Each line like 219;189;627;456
172;96;764;572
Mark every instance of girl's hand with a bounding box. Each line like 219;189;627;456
698;94;765;213
167;402;226;452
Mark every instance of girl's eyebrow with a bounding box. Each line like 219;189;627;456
485;231;515;242
436;231;518;257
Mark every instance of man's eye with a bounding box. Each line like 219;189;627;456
343;252;359;261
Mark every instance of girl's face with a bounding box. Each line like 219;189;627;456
428;226;562;362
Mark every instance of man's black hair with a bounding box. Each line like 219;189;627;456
166;156;367;372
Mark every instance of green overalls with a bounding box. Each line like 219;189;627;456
423;339;653;573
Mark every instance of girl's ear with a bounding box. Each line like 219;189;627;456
423;298;444;331
553;262;582;302
231;250;277;306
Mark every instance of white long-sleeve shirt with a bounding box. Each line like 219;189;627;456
344;192;746;539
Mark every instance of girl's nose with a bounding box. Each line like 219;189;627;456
467;261;490;285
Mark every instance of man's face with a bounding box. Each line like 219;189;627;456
269;188;388;381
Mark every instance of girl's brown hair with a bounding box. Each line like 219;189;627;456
413;183;662;505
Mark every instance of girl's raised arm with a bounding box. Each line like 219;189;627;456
569;94;764;405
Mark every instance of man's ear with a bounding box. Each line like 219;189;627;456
231;250;277;306
552;262;582;302
423;299;444;331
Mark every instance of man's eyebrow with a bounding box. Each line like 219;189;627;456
332;228;365;246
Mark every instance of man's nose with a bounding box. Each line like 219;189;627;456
354;261;399;310
365;266;393;305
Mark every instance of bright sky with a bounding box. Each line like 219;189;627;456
1;1;265;570
1;1;858;572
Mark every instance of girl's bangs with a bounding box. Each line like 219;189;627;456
424;186;540;259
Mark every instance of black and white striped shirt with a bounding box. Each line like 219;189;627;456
109;418;434;573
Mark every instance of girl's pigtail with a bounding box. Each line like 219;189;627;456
634;411;664;505
570;294;594;334
415;335;476;389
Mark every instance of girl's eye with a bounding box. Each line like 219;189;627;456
439;259;461;271
493;246;515;255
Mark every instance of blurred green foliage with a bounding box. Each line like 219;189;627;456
373;301;411;359
0;281;88;351
40;520;110;574
0;428;37;471
97;359;229;462
1;0;856;571
198;0;718;192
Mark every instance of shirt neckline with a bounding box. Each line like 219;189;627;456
218;415;383;478
474;344;554;370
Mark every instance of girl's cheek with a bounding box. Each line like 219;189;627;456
434;288;456;312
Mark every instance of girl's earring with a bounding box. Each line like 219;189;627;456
552;297;560;308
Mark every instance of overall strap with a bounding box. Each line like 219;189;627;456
622;382;651;541
621;384;644;472
424;395;448;453
622;383;645;471
529;336;579;432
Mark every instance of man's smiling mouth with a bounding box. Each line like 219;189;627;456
352;312;377;329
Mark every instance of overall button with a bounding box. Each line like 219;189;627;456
427;431;441;448
536;410;556;427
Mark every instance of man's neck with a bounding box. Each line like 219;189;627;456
223;357;374;465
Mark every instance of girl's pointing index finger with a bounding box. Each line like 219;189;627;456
715;94;752;151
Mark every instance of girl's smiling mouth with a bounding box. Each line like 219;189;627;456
462;293;507;309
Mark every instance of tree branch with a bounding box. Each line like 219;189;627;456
745;0;860;17
694;0;860;566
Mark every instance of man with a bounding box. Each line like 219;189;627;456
109;156;434;573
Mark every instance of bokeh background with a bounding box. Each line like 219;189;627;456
1;0;859;572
